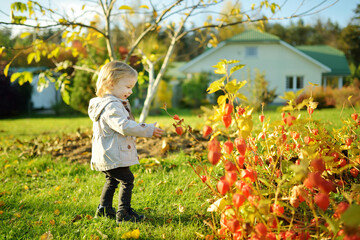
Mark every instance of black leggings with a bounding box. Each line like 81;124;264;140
99;167;134;212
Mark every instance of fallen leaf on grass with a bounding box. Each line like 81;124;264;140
0;201;5;207
86;215;93;220
0;210;3;215
40;231;53;240
14;213;21;218
121;229;140;239
49;220;55;225
71;214;82;223
54;209;60;215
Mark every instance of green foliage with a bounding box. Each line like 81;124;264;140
247;69;277;111
181;73;209;108
70;69;96;114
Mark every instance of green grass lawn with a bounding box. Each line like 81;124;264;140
0;107;358;239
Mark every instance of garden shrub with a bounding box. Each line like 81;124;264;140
181;72;209;108
169;59;360;240
247;69;277;111
297;84;360;109
69;69;96;114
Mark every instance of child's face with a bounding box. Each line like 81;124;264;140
109;75;137;100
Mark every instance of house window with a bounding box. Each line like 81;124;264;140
286;76;304;90
245;47;258;57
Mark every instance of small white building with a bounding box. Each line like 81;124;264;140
179;29;351;104
11;67;61;110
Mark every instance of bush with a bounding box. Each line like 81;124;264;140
247;69;277;111
0;73;32;118
181;72;209;108
296;82;360;109
70;69;96;114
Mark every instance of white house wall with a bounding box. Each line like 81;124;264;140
183;42;325;103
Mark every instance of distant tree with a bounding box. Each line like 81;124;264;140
1;0;337;121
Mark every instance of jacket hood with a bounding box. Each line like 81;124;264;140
88;95;126;122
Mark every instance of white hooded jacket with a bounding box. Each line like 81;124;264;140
88;94;155;171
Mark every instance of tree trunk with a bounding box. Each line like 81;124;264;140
138;36;177;123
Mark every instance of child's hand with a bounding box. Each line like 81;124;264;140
152;122;164;137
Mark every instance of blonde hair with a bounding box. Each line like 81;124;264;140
96;61;137;97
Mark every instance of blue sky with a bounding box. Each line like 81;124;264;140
0;0;358;34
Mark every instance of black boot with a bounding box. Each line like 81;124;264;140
95;205;116;219
116;208;145;223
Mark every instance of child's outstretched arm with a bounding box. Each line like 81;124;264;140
152;122;164;138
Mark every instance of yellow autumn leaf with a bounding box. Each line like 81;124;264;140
0;211;4;215
139;5;149;9
14;213;21;218
54;209;60;215
121;229;140;239
24;185;29;190
49;219;55;225
40;231;53;240
55;186;61;191
348;95;353;102
20;32;31;38
308;82;319;86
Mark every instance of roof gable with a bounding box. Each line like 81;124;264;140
226;29;280;43
296;45;351;76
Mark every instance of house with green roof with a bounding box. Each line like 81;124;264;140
179;29;350;104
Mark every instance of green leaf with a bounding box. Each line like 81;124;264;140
61;87;70;105
229;64;245;76
207;77;225;94
27;52;36;64
341;204;360;227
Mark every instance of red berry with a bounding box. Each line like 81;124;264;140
225;171;237;186
315;193;330;211
259;114;265;123
208;138;221;152
175;126;183;135
312;129;319;135
351;113;358;121
223;140;234;154
272;203;284;216
335;202;349;217
318;180;334;194
310;158;325;173
224;161;237;172
350;168;359;177
308;107;314;115
304;136;313;144
226;218;240;233
200;175;207;183
224;103;233;115
237;107;245;115
222;114;232;128
339;158;347;167
173;114;180;120
237;156;245;167
285;115;296;126
308;172;323;187
255;223;267;237
346;138;353;146
202;125;212;138
235;138;247;156
232;193;246;208
292;131;300;140
217;179;230;195
208;151;221;165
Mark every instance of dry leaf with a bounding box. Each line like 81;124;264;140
54;209;60;215
40;231;53;240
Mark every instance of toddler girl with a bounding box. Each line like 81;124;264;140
88;61;164;223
